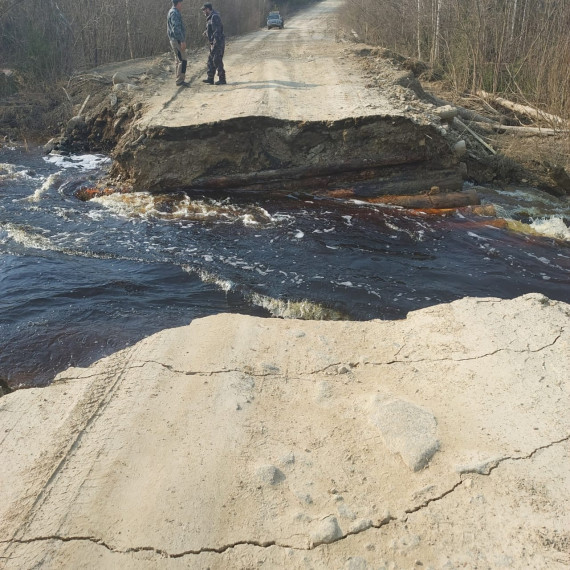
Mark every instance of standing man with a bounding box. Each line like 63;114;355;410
201;3;226;85
167;0;189;87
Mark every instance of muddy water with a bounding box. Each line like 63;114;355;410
1;146;569;389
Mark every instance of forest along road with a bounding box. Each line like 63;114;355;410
141;0;396;126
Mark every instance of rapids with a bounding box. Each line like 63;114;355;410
1;146;569;389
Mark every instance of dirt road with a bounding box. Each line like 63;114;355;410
101;0;462;192
141;0;395;128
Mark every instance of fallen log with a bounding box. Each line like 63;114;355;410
453;118;497;155
477;90;567;127
350;188;479;209
78;94;91;116
434;105;459;121
404;204;497;217
188;155;426;190
429;94;496;124
472;122;567;137
185;157;464;196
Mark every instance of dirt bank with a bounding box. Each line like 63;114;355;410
1;294;568;568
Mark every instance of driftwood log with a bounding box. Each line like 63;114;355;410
477;90;567;127
326;188;479;209
473;122;567;137
407;204;497;217
429;94;496;124
453;118;497;155
189;156;421;189
434;105;459;121
186;159;464;195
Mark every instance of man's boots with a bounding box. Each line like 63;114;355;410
202;78;214;84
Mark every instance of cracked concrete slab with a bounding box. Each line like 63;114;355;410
0;293;568;568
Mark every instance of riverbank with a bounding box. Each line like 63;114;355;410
1;294;568;568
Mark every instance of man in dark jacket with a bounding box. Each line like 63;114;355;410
201;3;226;85
167;0;189;87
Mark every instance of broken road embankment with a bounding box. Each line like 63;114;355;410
53;0;469;198
113;114;462;195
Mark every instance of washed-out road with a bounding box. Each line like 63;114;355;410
101;0;461;193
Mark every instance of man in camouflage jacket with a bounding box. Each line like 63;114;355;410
201;3;226;85
167;0;188;87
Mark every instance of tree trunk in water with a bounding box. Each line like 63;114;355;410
350;189;480;209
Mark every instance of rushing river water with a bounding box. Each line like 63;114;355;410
1;145;569;389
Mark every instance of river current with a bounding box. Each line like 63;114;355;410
1;145;569;390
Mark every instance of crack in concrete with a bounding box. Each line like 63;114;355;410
484;433;570;476
4;434;568;559
140;360;279;378
405;433;570;516
4;535;279;558
16;324;567;391
405;480;464;514
309;362;343;375
378;330;564;367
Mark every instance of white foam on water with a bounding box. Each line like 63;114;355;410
182;265;234;292
269;213;295;223
492;187;559;205
0;163;18;178
1;222;55;250
43;153;111;170
385;220;426;242
242;214;260;226
26;173;63;202
249;292;346;320
0;221;143;263
92;192;275;226
525;253;551;265
92;192;161;219
529;216;570;241
0;162;36;182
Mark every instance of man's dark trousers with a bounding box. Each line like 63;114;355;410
207;41;225;81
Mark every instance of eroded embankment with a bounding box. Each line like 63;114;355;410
110;114;464;194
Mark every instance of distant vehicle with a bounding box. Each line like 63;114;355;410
267;11;284;29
